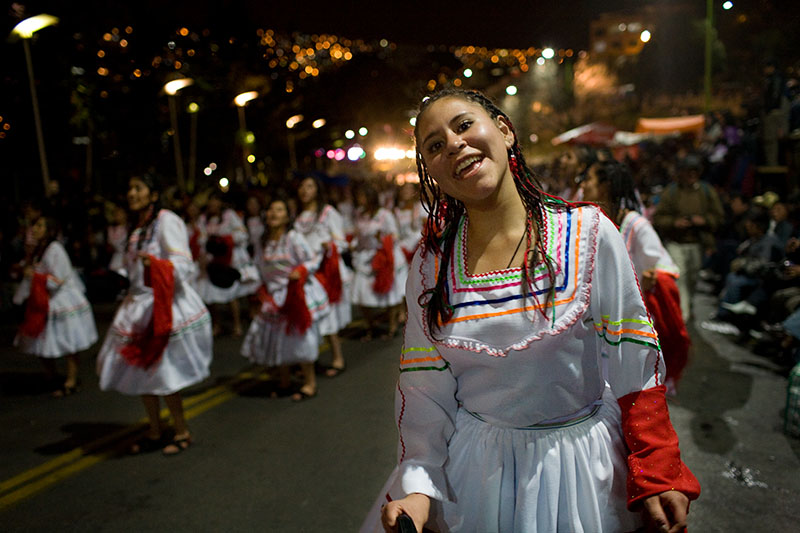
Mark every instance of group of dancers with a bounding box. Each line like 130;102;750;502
13;88;699;530
12;171;424;454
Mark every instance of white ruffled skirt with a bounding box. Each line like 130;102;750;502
362;387;640;533
350;248;408;308
96;288;213;396
197;263;260;304
14;285;98;358
240;276;329;366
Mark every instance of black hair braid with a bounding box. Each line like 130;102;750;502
592;160;641;222
127;199;162;253
414;89;565;336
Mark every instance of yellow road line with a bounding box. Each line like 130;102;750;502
0;454;109;510
0;449;83;495
0;342;334;510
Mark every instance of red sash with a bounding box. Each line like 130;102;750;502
315;243;343;304
371;235;395;294
120;256;174;369
20;272;49;338
281;266;311;335
644;272;690;385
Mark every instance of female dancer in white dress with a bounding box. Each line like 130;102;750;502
393;182;426;265
14;216;98;396
197;193;259;336
350;182;408;340
371;90;699;533
581;159;690;395
241;197;330;401
295;176;353;376
96;173;213;455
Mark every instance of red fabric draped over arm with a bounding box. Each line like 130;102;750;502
371;235;395;294
20;272;49;338
644;272;690;385
120;256;174;369
316;242;343;303
281;266;311;334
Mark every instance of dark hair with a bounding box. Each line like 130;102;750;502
126;173;162;252
413;88;565;337
296;175;328;220
355;181;380;216
589;160;641;221
31;216;60;263
744;207;770;234
262;194;294;248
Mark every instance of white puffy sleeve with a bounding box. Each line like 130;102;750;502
590;213;665;398
288;230;321;275
323;205;349;252
394;249;458;502
42;242;74;293
225;209;250;247
157;211;197;286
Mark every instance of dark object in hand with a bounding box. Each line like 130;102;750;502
396;513;416;533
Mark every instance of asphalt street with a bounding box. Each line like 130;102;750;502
0;288;798;532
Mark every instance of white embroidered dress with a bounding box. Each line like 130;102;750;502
14;241;98;357
240;229;330;366
294;204;354;335
363;205;665;533
197;208;260;303
394;201;426;262
350;207;408;308
96;210;213;396
619;211;679;279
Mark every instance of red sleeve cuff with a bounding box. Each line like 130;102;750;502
618;385;701;509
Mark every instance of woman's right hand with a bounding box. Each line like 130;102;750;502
381;493;430;533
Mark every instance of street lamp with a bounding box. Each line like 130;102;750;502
10;14;59;196
186;102;199;193
286;114;304;170
234;91;259;181
163;77;194;192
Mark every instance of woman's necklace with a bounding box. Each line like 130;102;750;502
506;230;526;269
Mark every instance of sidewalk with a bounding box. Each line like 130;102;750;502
666;290;799;531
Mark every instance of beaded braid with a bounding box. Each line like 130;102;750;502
414;89;565;337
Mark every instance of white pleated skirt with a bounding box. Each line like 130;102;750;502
15;292;98;358
96;291;213;396
240;314;321;366
362;387;640;533
197;264;260;304
350;249;408;308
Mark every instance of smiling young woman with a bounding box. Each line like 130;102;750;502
364;90;700;533
96;172;213;456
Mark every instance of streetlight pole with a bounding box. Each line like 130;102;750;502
11;14;59;197
163;78;193;193
704;0;714;112
187;102;199;194
234;91;258;182
22;38;50;195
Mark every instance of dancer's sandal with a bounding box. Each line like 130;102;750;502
128;434;163;455
324;364;346;378
162;435;192;456
52;383;80;398
290;388;317;402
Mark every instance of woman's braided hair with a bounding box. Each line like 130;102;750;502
413;88;566;337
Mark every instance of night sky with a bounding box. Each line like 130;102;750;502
8;0;667;49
